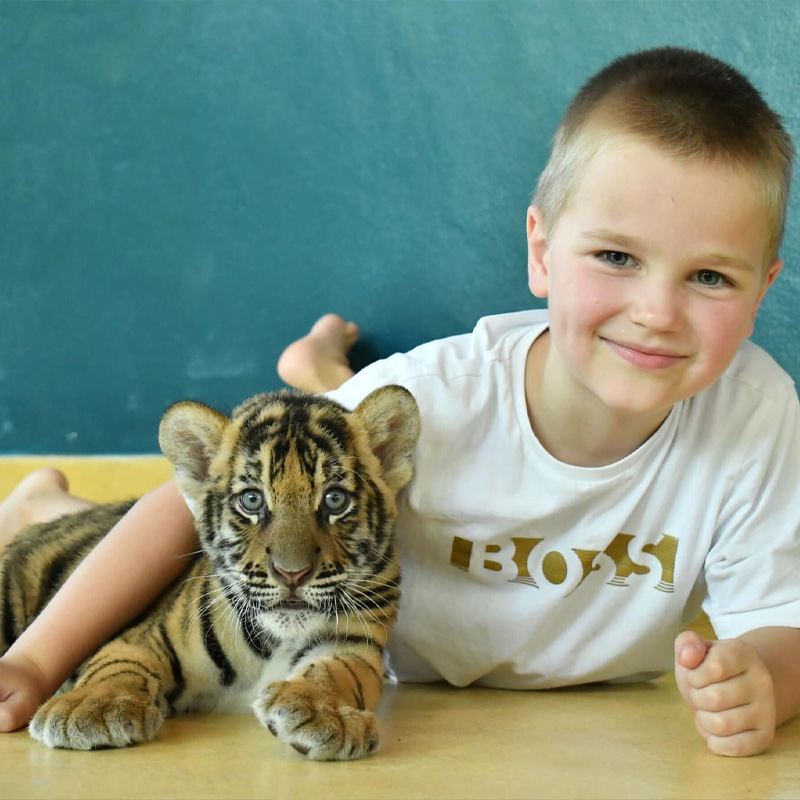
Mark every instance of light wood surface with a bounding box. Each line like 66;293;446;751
2;679;799;800
0;455;175;504
1;458;799;800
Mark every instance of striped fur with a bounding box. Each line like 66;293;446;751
0;386;419;760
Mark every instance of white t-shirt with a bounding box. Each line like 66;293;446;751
328;310;800;689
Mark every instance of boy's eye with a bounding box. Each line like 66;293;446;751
695;269;728;288
600;251;632;267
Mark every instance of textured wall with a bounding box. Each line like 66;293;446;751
2;1;799;453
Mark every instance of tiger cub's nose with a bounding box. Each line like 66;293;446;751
272;563;313;589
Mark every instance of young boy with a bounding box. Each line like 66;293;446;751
1;46;799;758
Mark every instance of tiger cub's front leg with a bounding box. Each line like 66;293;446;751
29;634;172;750
254;642;385;761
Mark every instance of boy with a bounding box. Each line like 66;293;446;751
1;46;799;758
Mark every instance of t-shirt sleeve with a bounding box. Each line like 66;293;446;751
703;388;800;638
325;352;414;412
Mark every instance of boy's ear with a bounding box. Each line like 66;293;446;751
750;257;783;324
527;205;549;299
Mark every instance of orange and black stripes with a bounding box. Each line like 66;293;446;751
7;386;419;758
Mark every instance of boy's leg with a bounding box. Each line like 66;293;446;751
0;469;94;554
277;313;358;394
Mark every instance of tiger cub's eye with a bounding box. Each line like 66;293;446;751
323;487;350;514
237;489;265;515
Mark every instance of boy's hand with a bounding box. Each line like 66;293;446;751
0;654;49;733
674;630;776;757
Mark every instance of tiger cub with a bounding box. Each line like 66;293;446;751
0;385;420;760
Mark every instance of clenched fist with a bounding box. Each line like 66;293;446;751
674;630;776;757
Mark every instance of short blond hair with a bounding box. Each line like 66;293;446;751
534;47;795;264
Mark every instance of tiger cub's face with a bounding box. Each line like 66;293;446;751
159;386;420;638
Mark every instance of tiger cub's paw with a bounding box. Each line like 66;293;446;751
29;687;164;750
254;679;379;761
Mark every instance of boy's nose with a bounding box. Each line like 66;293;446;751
628;281;683;332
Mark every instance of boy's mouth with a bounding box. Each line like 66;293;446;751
602;338;689;370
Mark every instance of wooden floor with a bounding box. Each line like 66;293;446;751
1;457;799;800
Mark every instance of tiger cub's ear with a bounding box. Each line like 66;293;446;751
353;385;420;493
159;401;229;510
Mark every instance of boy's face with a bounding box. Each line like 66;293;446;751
527;137;781;422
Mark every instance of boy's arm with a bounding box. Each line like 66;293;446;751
0;479;197;732
674;626;800;757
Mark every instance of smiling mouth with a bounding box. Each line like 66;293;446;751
603;338;688;369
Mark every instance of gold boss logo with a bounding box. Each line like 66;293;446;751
449;533;679;596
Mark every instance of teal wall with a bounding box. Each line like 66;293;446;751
2;1;799;454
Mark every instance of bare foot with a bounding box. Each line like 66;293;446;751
277;314;358;393
0;469;94;551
